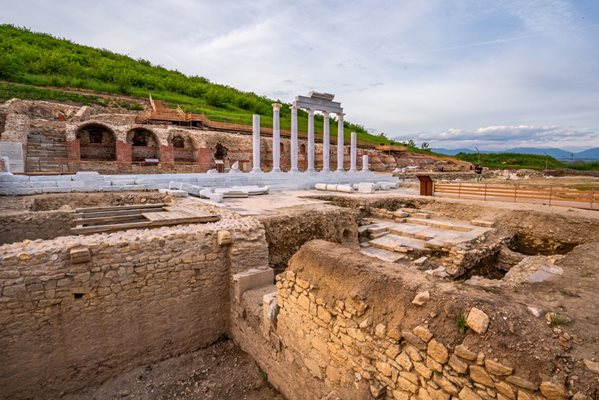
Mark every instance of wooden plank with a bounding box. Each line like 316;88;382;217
72;214;147;226
75;208;163;219
75;203;166;213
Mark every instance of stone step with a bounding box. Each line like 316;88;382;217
360;246;406;262
369;234;429;254
470;219;494;228
387;224;435;241
405;218;473;232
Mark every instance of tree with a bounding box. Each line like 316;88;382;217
407;139;416;147
421;142;430;151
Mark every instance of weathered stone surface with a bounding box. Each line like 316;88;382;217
469;366;495;387
459;387;482;400
393;390;411;400
402;331;427;350
412;290;430;306
428;386;451;400
494;381;516;400
466;308;490;334
414;325;433;342
414;362;433;379
427;339;449;364
539;382;568;400
485;359;513;376
455;344;477;361
506;376;538;391
448;354;469;374
398;376;419;393
583;359;599;373
396;351;413;371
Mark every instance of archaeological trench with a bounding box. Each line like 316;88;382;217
1;189;599;400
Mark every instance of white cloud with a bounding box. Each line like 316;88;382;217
1;0;598;149
395;125;599;151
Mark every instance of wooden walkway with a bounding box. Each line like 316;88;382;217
71;203;220;234
434;183;598;210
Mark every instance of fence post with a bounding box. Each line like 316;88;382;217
514;184;518;203
590;190;595;210
458;182;462;199
484;183;487;201
549;186;553;206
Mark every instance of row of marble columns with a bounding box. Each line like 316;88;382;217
251;103;368;173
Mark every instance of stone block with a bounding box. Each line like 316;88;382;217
70;246;91;264
466;307;490;334
232;268;274;302
427;339;449;364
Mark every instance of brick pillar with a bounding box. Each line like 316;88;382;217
65;139;80;173
66;139;81;161
160;145;175;170
197;147;213;172
115;140;132;170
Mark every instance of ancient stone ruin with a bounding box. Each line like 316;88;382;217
0;94;598;400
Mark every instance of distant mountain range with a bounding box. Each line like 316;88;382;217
432;147;599;161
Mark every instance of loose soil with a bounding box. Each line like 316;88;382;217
62;339;284;400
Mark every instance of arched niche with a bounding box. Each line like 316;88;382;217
75;123;116;161
127;128;159;161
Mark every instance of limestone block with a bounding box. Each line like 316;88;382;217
232;268;274;302
459;387;482;400
357;182;376;194
448;354;468;374
217;230;232;246
412;290;430;306
466;307;490;334
539;382;567;400
484;359;513;376
455;344;477;361
469;366;495;387
70;246;91;264
402;331;427;350
413;325;433;342
427;339;449;364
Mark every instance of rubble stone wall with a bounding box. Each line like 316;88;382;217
0;216;269;400
233;240;587;400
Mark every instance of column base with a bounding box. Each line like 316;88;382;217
250;169;263;173
271;168;282;173
288;168;300;173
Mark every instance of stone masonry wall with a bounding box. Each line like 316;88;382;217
233;240;593;400
0;214;269;400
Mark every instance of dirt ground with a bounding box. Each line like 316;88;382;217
62;339;284;400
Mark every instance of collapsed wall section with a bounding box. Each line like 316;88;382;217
233;240;595;400
0;216;269;400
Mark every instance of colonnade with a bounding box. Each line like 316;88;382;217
251;103;367;173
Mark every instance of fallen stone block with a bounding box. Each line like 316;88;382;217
357;182;376;194
471;219;494;227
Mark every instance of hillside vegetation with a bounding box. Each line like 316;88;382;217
0;24;392;146
455;152;599;171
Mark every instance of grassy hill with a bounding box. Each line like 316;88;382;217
0;24;393;146
455;152;599;171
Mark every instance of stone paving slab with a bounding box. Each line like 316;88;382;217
360;246;406;262
369;234;428;253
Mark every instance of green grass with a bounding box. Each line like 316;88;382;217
456;315;468;334
456;152;566;170
0;24;392;146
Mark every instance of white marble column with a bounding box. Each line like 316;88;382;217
290;104;299;172
349;131;357;172
307;109;315;172
251;114;261;173
271;103;281;172
321;111;330;172
361;154;369;172
336;112;345;172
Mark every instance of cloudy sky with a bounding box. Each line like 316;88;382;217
2;0;598;150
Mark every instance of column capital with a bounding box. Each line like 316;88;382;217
321;111;330;119
336;112;345;118
272;103;282;111
290;103;298;111
306;108;314;115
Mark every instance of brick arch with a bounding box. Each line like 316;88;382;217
168;132;195;162
75;123;116;161
126;127;159;161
